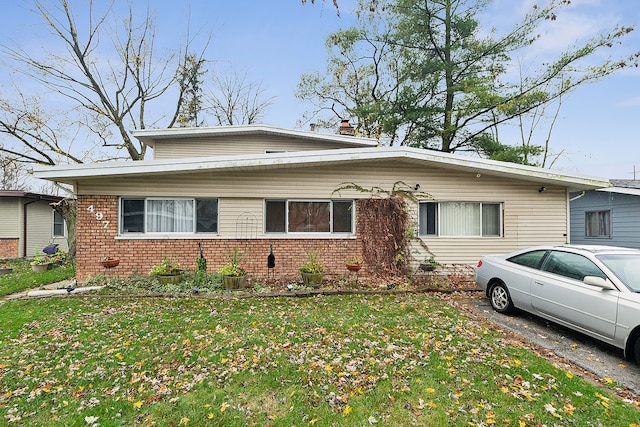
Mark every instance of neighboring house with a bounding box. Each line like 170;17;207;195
32;125;609;282
0;191;69;259
570;179;640;249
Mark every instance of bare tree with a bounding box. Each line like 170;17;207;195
205;69;275;126
0;89;89;166
302;0;340;15
1;0;209;164
0;154;30;190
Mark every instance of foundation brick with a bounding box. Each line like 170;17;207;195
0;238;19;259
76;195;364;282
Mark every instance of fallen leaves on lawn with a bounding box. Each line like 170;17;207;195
0;294;637;426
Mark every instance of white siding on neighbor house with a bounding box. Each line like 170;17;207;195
0;197;24;257
153;135;362;160
25;201;68;257
78;161;569;265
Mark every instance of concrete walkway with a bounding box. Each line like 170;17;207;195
1;279;103;303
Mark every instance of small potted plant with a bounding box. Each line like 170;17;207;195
31;255;51;272
149;257;183;285
48;249;66;267
345;256;363;272
101;256;120;268
0;263;13;275
218;248;247;290
300;250;324;288
420;256;439;272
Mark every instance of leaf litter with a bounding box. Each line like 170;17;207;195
0;293;638;426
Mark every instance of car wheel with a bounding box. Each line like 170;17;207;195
489;281;514;314
633;337;640;365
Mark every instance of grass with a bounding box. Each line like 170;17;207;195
0;294;638;426
0;258;75;297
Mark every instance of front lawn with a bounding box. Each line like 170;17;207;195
0;294;637;426
0;258;75;297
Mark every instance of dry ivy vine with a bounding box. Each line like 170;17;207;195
357;196;409;277
333;181;431;278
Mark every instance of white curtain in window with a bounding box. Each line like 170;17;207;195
174;200;194;232
147;200;194;232
440;202;480;236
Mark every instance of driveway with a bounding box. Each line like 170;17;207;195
460;294;640;397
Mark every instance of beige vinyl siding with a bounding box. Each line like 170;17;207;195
153;135;360;159
80;161;569;265
25;201;68;257
219;198;263;237
0;198;21;238
0;197;24;257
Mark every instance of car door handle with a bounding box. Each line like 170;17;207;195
534;281;544;286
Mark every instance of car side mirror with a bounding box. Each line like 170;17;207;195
583;276;616;290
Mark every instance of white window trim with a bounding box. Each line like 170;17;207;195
419;201;503;238
118;197;219;236
264;199;355;236
52;210;66;238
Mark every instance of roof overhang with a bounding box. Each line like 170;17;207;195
596;187;640;196
0;190;64;202
132;124;379;148
32;146;610;191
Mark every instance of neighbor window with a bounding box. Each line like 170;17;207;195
585;210;610;238
265;200;353;234
120;198;218;234
53;210;65;237
419;202;502;237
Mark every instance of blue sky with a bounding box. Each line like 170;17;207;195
2;0;639;179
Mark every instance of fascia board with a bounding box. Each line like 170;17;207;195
32;146;610;190
596;187;640;196
132;124;378;147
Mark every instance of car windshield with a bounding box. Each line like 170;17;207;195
596;254;640;292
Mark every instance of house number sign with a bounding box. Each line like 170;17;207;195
87;205;110;229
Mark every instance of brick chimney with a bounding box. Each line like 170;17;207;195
338;119;354;136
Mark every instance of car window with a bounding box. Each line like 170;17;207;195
597;254;640;292
508;250;548;269
541;251;607;281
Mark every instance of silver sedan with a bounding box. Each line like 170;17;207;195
475;245;640;363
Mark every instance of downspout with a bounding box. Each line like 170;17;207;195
569;191;586;202
22;198;39;258
566;191;586;244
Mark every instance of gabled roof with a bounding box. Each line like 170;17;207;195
132;124;379;148
32;146;610;191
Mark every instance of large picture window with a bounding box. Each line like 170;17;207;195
585;210;610;238
265;200;353;234
419;202;502;237
120;198;218;234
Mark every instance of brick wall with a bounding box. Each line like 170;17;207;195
76;195;363;282
0;238;19;259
